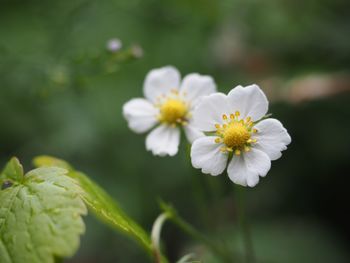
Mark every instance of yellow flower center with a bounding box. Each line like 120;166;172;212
214;111;258;155
159;98;188;125
223;122;251;148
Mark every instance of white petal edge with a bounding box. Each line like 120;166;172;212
191;136;228;176
227;84;268;121
146;125;180;156
253;118;291;161
192;93;230;132
180;73;217;107
143;66;181;102
123;98;158;133
184;122;204;143
227;148;271;187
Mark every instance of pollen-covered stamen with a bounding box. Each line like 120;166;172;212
157;95;189;126
223;122;251;148
215;137;222;143
215;111;258;153
247;138;257;143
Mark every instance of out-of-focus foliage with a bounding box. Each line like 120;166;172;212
201;221;349;263
0;0;349;262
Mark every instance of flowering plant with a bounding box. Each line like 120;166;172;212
0;65;290;263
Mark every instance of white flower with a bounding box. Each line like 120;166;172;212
123;66;217;156
190;84;291;187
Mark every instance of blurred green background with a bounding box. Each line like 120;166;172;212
1;0;350;262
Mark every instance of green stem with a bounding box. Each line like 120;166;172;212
54;257;63;263
235;186;255;263
160;202;233;262
151;213;170;263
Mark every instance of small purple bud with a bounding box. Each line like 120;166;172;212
107;38;122;52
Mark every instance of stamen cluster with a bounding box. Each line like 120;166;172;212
155;89;190;127
214;111;258;155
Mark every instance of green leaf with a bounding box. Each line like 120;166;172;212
33;156;153;253
0;157;24;183
0;159;87;263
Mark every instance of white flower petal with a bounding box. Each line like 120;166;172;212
184;122;204;143
191;136;228;176
123;98;158;133
254;118;291;161
143;66;181;102
227;148;271;187
146;125;180;156
192;93;230;132
227;84;268;121
180;73;217;106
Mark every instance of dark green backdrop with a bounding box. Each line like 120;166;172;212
1;0;349;262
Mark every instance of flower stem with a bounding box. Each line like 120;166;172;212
235;186;255;263
151;213;170;263
160;202;233;263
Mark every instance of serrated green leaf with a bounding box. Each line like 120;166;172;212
0;160;87;263
32;156;72;171
0;157;24;183
33;156;153;253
